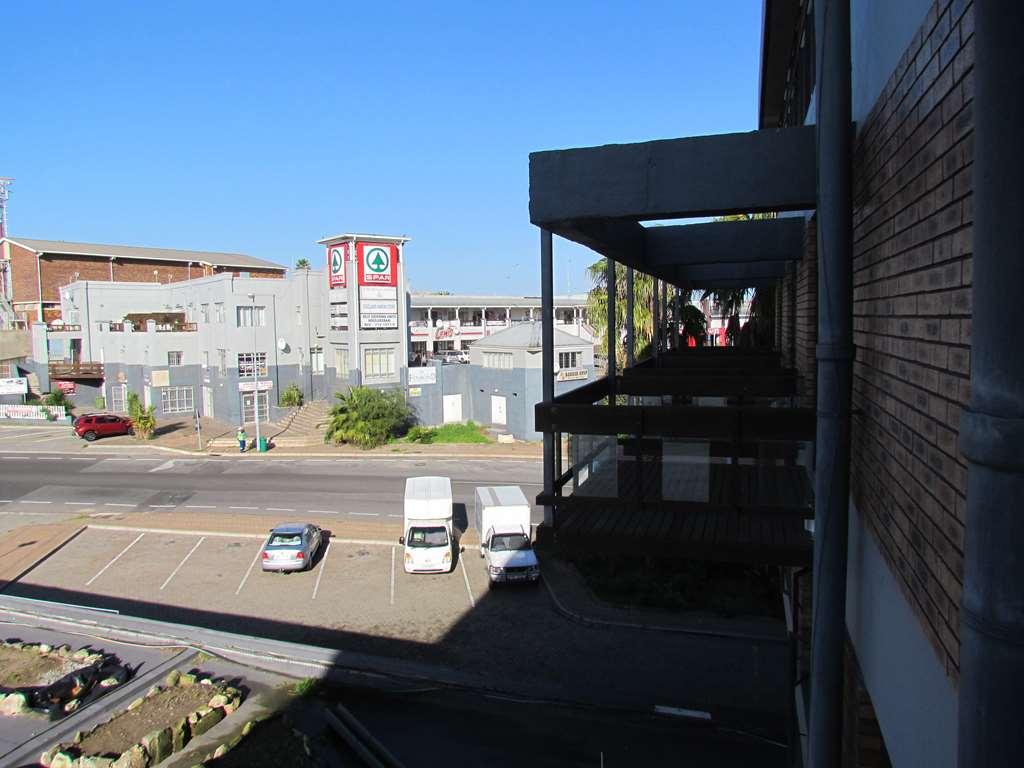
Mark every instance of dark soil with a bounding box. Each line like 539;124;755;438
0;647;69;688
78;684;215;757
204;717;324;768
567;554;784;619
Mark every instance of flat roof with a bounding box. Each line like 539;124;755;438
4;236;286;272
317;233;411;246
409;293;587;308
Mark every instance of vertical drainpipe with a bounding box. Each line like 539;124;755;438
808;1;853;766
540;229;555;526
958;3;1024;765
606;257;616;400
625;266;635;368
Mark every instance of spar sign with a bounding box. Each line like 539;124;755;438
357;242;398;286
327;243;348;288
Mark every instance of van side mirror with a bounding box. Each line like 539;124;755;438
480;542;487;550
398;536;405;545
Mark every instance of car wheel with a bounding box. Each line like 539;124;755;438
127;427;135;436
83;431;97;442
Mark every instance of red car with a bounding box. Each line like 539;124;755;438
73;413;134;441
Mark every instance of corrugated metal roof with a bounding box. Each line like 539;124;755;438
7;236;286;272
472;321;585;349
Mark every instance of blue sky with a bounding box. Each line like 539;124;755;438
3;1;762;295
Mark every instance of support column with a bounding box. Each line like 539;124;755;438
540;229;555;527
606;257;617;400
958;3;1024;766
625;266;635;367
673;286;681;349
808;1;853;766
652;278;660;359
660;281;668;352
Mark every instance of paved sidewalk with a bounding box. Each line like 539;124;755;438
0;521;86;590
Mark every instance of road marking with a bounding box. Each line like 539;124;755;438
22;500;52;504
2;457;29;460
311;542;331;600
459;554;476;608
390;546;396;605
148;504;176;509
653;705;713;721
266;507;295;512
104;503;136;508
308;510;338;515
350;512;378;517
236;543;265;594
161;536;205;590
22;433;74;443
387;514;402;518
306;459;331;463
38;457;62;461
229;506;258;510
185;505;216;509
0;500;11;503
69;458;93;462
86;533;145;586
66;501;96;506
106;458;134;461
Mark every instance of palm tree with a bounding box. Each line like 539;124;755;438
585;258;660;368
294;258;311;270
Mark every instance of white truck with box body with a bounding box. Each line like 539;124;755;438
473;486;540;585
401;476;454;574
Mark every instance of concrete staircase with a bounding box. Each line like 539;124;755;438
208;400;332;449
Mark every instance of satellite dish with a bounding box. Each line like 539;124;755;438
277;338;287;351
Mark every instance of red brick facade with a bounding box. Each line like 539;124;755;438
4;240;284;323
849;0;974;682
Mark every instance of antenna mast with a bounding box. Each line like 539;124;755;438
0;178;12;239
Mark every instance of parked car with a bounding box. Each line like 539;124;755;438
73;413;134;441
261;523;324;572
474;486;540;586
439;350;469;364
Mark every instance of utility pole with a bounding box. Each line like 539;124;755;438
247;293;262;452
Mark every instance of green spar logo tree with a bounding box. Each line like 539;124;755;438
366;247;389;273
331;249;343;274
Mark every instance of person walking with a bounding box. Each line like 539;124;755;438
237;426;247;453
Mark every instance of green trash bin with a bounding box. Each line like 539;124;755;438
257;436;269;453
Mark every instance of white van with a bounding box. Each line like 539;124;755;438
473;486;540;585
401;476;454;574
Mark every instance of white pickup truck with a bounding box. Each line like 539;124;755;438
473;486;540;586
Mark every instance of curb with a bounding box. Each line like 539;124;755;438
540;569;788;644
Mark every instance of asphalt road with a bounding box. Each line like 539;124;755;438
0;450;543;528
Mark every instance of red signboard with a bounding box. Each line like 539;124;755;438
357;242;398;286
55;380;76;394
327;243;348;288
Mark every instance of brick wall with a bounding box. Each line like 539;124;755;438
8;241;40;305
39;255;116;302
110;258;194;287
795;218;817;407
849;0;973;681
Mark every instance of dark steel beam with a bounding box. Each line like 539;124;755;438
646;218;805;265
540;229;555;527
606;257;617;399
626;266;635;367
809;1;854;765
665;260;788;283
529;125;817;224
958;2;1024;765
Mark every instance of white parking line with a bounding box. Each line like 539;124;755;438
185;505;216;510
306;459;332;463
161;536;205;590
38;457;62;461
0;500;11;503
312;542;331;600
85;532;145;586
104;503;136;508
308;510;339;515
266;507;295;512
236;543;265;594
459;555;476;608
22;500;52;504
390;546;396;606
106;458;133;462
69;458;93;462
66;501;96;506
229;506;258;510
148;504;176;509
2;457;29;460
387;514;402;518
350;512;378;517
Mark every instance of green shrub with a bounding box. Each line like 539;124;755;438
280;383;303;408
125;391;156;439
44;389;73;413
324;387;411;449
406;425;438;444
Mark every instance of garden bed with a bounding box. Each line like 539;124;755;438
41;669;243;768
0;641;129;719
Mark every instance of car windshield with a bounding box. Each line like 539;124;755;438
407;526;449;547
490;533;531;552
268;533;302;547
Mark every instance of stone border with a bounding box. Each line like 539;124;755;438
192;714;314;766
40;669;243;768
0;641;127;718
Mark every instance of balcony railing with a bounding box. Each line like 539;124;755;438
49;361;104;380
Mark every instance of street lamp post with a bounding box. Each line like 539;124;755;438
248;293;261;452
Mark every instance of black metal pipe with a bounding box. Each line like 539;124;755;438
541;229;555;526
958;3;1024;765
808;0;853;765
652;278;661;359
606;257;617;399
626;266;635;367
